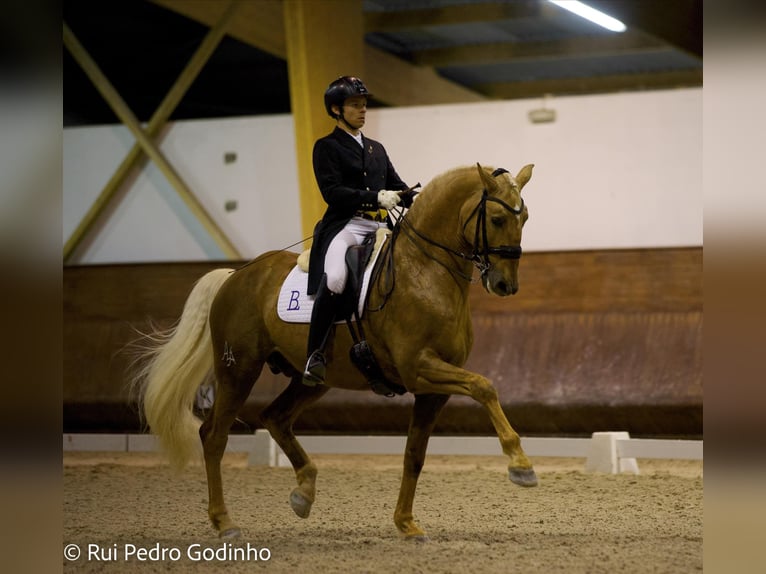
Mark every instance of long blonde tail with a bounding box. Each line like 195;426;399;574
131;268;233;470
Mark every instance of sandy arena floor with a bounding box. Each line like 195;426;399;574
63;451;702;573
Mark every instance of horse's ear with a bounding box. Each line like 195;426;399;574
476;163;499;193
515;164;534;191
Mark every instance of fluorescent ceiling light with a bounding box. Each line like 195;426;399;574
548;0;627;32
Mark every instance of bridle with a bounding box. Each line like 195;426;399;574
463;167;525;276
369;167;525;311
397;167;524;282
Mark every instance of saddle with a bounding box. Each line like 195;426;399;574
341;232;406;398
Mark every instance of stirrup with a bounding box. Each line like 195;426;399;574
302;350;326;386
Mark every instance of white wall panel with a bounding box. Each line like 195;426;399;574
372;88;702;252
63;88;701;263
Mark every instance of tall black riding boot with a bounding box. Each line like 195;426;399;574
303;275;340;386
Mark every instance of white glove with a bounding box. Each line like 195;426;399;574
377;189;401;210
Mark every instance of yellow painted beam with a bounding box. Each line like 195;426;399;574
283;0;364;242
63;21;241;259
64;1;240;262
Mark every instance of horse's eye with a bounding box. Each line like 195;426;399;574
491;216;505;227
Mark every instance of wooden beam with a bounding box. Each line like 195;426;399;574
413;30;666;67
63;22;242;259
477;69;703;99
64;1;240;262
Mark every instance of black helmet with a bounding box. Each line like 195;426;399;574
324;76;372;119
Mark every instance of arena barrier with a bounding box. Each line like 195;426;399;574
62;430;702;475
63;247;702;438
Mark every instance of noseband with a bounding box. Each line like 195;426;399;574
394;167;524;283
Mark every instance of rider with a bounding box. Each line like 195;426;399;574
303;76;416;386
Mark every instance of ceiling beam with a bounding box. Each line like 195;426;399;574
586;0;702;57
477;69;702;99
151;0;286;58
364;1;554;32
151;0;485;106
365;46;486;105
412;30;666;67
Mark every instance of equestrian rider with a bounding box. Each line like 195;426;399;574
303;76;416;386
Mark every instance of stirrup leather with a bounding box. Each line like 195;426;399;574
348;340;406;397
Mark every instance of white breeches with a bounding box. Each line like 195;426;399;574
324;217;386;294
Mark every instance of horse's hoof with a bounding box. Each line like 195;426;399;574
509;467;538;487
290;489;313;518
405;534;430;543
219;527;242;539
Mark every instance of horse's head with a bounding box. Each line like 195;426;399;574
461;163;534;296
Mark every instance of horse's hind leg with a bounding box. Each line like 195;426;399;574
259;374;329;519
199;360;262;538
394;393;450;541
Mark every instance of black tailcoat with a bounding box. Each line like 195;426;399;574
307;127;408;294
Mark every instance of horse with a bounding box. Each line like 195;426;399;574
132;162;537;541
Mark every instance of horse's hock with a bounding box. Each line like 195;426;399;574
63;248;702;437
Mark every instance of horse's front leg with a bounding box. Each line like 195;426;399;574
259;374;329;519
395;393;450;541
414;350;538;487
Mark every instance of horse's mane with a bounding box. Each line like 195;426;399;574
420;165;484;195
416;165;490;203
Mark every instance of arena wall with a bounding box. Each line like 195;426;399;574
63;247;702;438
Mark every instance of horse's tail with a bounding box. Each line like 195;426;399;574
130;268;234;470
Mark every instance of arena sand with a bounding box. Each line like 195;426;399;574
63;452;702;573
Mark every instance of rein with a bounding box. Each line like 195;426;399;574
369;167;524;310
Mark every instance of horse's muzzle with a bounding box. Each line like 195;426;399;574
484;268;518;296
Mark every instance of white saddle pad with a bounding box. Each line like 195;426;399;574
277;231;389;323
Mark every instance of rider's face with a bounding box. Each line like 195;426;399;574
340;96;367;129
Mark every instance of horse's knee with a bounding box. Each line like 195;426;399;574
472;378;498;404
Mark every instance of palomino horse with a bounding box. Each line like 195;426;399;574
133;162;537;541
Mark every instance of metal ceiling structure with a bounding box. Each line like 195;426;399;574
63;0;702;127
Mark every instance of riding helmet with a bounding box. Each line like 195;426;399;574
324;76;372;119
